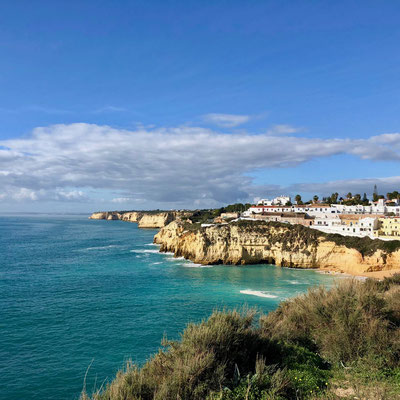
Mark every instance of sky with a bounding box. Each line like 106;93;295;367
1;0;400;212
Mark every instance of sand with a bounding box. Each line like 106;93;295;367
318;268;400;280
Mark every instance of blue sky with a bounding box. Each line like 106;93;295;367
1;1;400;212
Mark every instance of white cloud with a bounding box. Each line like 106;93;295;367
202;113;251;127
12;188;39;201
1;123;400;207
112;197;131;203
54;190;87;201
267;124;303;135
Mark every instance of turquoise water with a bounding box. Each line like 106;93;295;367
0;215;340;400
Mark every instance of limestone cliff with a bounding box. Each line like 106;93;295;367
120;212;142;222
154;220;400;274
138;213;175;228
89;210;191;228
89;212;121;220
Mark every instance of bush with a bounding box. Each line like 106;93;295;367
82;278;400;400
260;278;400;366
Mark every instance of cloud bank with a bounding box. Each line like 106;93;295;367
1;123;400;207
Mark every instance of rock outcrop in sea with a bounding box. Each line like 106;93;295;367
154;220;400;275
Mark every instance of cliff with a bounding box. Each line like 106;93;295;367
154;220;400;274
137;213;175;228
89;212;122;220
120;212;142;222
89;210;191;228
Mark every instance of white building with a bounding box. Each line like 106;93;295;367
244;204;340;218
244;201;400;218
311;215;379;238
257;195;291;206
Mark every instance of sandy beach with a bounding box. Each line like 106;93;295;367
318;267;400;280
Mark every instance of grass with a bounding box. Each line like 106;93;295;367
81;276;400;400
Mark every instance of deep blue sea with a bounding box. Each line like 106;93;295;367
0;215;341;400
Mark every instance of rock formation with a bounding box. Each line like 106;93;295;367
138;213;175;228
89;210;191;228
120;212;142;222
154;220;400;274
89;212;109;220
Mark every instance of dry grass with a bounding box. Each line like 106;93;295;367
261;278;400;366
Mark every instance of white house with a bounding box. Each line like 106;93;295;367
311;215;379;238
243;199;400;219
257;195;291;206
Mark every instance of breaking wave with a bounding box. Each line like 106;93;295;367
130;249;160;254
240;289;278;298
82;245;120;251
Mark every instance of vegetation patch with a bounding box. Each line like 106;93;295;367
82;276;400;400
218;219;400;256
324;232;400;257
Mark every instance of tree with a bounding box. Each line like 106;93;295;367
313;195;319;203
362;193;368;202
373;185;379;202
354;194;361;203
295;194;302;205
330;192;339;204
387;191;399;201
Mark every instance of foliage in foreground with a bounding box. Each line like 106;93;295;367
81;275;400;400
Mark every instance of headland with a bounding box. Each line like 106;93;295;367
90;206;400;278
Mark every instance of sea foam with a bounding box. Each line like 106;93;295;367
240;289;278;298
182;262;213;268
130;249;160;254
82;245;120;251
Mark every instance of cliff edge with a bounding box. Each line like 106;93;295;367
89;210;190;228
154;220;400;274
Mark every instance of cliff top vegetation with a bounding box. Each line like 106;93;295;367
201;219;400;257
81;276;400;400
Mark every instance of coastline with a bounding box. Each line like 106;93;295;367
317;267;400;280
90;213;400;279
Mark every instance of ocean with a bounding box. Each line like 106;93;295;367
0;215;340;400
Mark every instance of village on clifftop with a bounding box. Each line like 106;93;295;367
213;189;400;241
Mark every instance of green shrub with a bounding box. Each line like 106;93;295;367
260;278;400;365
82;278;400;400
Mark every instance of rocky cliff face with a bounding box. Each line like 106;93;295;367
89;210;189;228
138;213;175;228
154;221;400;274
120;212;142;222
89;212;122;220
